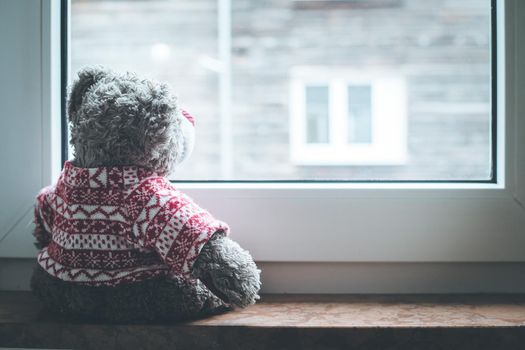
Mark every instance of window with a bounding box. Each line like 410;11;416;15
347;85;372;144
3;0;521;292
69;0;493;181
290;67;407;165
1;0;525;294
305;85;329;144
59;0;525;271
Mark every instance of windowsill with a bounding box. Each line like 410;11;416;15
1;292;525;349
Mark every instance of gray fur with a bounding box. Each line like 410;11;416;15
68;66;184;176
31;66;261;322
193;235;261;308
31;264;229;323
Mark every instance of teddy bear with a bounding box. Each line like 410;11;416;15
30;66;261;323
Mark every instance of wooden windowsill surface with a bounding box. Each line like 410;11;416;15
1;291;525;349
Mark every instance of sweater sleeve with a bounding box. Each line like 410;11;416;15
125;178;229;277
34;186;55;249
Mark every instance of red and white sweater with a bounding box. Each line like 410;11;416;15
34;161;229;286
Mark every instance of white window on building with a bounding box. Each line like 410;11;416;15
290;67;407;166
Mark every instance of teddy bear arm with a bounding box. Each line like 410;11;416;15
34;214;51;250
192;233;261;308
33;186;55;249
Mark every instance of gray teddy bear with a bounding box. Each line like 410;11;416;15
30;66;261;323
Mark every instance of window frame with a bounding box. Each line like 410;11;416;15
61;0;525;263
4;0;525;273
171;0;524;264
290;67;408;166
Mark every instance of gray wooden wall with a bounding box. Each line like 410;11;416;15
71;0;491;181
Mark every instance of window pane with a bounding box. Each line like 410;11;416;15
70;0;492;181
306;86;330;144
348;85;372;144
70;0;221;179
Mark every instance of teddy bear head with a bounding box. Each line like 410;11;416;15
68;66;195;176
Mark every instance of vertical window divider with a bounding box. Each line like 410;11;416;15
218;0;233;180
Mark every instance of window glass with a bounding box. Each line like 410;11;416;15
306;86;330;144
70;0;221;179
70;0;492;181
348;85;372;144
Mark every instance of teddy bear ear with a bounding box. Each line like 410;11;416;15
67;66;110;122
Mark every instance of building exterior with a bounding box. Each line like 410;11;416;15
71;0;492;181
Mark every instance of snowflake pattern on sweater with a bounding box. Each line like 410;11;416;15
34;161;229;286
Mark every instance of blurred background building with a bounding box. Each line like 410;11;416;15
71;0;492;181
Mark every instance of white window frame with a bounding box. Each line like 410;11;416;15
179;0;525;266
290;67;407;166
2;0;525;293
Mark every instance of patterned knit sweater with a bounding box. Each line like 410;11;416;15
34;161;229;286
